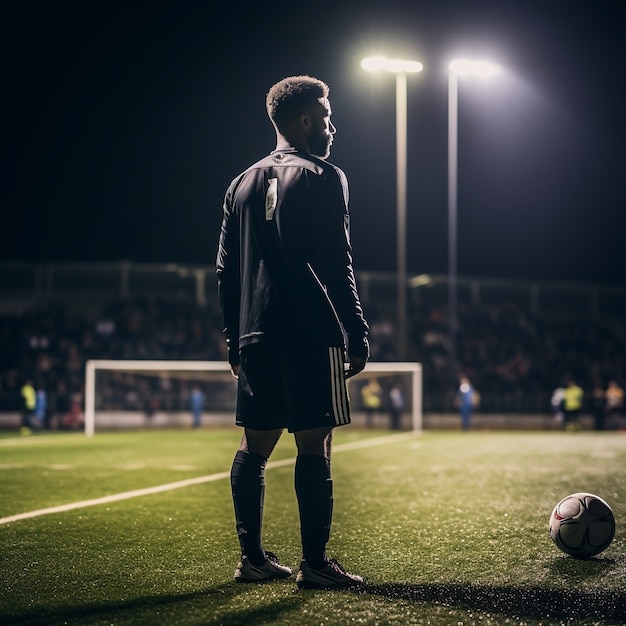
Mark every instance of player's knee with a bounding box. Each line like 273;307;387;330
295;427;333;456
240;428;283;457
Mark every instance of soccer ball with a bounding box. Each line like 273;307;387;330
549;492;615;559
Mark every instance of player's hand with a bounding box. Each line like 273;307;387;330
345;355;367;379
230;364;239;379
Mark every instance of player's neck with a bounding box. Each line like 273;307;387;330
274;135;308;155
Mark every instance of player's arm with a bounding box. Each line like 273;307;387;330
216;184;241;375
311;169;369;369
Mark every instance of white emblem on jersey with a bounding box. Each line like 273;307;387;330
265;178;278;221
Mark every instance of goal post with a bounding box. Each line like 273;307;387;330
84;359;422;436
84;360;233;437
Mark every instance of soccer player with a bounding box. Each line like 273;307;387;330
216;75;369;588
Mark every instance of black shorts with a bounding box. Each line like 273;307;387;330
236;342;351;433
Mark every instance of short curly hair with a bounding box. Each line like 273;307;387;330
266;75;329;129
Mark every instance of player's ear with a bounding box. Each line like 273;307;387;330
296;111;310;131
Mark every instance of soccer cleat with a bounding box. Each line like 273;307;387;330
296;558;364;589
233;551;293;583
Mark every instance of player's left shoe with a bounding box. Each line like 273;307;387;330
233;551;293;583
296;558;364;589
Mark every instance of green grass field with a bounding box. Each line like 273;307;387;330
1;427;625;625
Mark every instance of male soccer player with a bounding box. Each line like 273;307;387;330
216;75;369;588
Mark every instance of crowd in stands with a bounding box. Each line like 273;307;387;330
1;292;625;424
1;294;227;425
410;300;626;412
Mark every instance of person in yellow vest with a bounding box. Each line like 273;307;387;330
562;378;584;429
360;378;382;428
20;379;36;431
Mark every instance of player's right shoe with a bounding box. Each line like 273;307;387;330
233;551;293;583
296;558;364;589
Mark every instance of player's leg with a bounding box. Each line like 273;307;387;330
231;428;292;581
232;428;282;563
294;426;364;588
288;345;364;588
288;347;343;570
294;426;333;569
231;344;292;582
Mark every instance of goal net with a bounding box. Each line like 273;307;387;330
84;359;422;436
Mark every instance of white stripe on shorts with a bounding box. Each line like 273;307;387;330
329;347;350;425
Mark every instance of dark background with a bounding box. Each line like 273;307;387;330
3;1;624;284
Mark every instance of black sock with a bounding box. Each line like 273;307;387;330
295;454;333;570
230;450;267;566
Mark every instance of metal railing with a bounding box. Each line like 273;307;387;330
2;261;625;319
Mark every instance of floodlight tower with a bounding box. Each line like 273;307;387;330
448;59;500;382
361;56;423;360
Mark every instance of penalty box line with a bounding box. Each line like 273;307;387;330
0;432;416;526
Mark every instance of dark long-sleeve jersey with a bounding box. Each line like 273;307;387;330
216;148;369;366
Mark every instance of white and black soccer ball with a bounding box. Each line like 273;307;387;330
549;492;615;559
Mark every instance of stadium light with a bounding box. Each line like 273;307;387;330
361;56;423;360
447;59;500;382
449;59;500;77
361;56;424;74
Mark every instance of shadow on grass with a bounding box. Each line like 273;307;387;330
355;578;625;622
0;582;302;626
3;560;624;625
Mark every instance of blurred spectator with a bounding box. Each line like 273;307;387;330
360;378;383;428
190;385;205;428
51;380;70;430
388;382;404;430
605;379;625;427
590;383;607;431
457;375;477;431
562;379;584;429
20;379;36;430
551;385;565;427
34;383;47;431
61;390;84;430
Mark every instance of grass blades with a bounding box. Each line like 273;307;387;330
1;428;625;625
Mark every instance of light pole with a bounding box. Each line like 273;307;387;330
448;59;500;383
361;56;423;360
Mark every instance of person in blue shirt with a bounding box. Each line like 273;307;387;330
190;386;204;428
458;376;476;431
34;384;47;431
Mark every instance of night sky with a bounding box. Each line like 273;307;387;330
3;1;625;284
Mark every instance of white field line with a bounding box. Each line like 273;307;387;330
0;432;417;526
